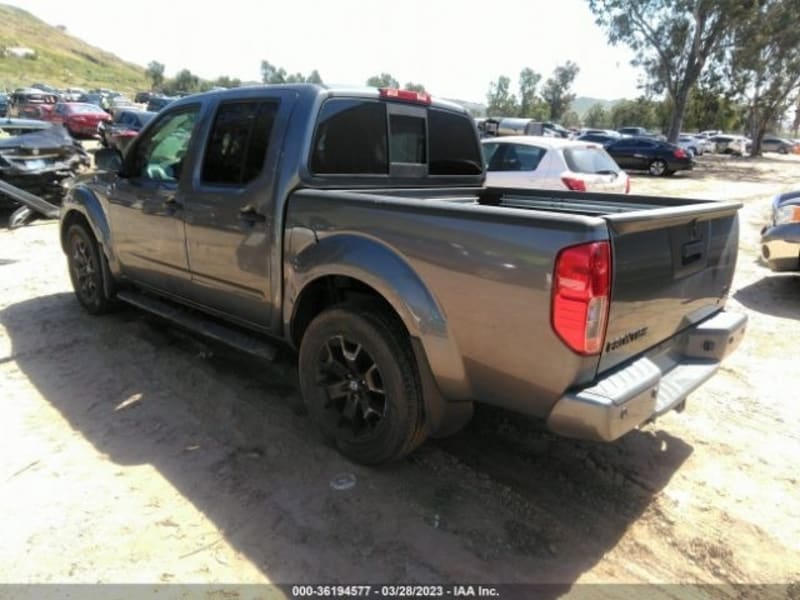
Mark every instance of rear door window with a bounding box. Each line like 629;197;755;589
486;143;546;171
311;100;388;174
202;100;279;185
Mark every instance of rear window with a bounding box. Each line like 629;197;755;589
564;147;620;174
310;99;482;176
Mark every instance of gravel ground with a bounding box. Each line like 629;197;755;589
0;153;798;596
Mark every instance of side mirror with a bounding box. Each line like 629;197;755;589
94;148;123;172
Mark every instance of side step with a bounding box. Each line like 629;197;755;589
116;290;277;361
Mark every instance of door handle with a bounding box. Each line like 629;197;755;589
239;206;266;224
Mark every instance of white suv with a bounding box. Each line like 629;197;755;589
481;136;630;193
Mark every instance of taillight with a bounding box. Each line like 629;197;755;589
378;88;432;104
562;177;587;191
552;241;611;355
674;148;687;159
624;176;631;194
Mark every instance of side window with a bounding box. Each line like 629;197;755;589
482;143;500;167
515;145;546;170
311;99;388;174
126;106;199;182
202;100;279;185
488;144;544;171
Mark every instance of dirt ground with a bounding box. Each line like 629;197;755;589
1;153;799;596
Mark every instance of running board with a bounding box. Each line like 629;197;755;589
116;290;277;361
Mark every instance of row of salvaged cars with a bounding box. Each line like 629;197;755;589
0;86;167;226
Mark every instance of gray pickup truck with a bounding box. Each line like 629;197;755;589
60;84;747;464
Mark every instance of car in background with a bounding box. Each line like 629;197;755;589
677;134;703;157
604;136;693;176
481;136;630;193
98;109;155;153
108;96;137;116
761;136;798;154
146;95;176;112
46;102;112;138
0;93;8;117
77;93;107;109
575;132;619;146
708;134;751;155
761;190;800;271
8;89;59;119
134;91;152;104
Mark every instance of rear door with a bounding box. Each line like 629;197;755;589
182;91;296;330
598;200;742;373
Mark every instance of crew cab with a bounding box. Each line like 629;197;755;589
60;84;747;464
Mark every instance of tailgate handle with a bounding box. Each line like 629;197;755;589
681;240;704;265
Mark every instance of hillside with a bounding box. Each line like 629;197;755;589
0;4;147;93
572;96;622;117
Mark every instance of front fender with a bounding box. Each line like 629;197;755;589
285;233;471;401
60;181;118;273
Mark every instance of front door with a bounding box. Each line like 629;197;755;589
107;105;200;296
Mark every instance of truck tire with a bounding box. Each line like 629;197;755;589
298;304;425;465
66;223;115;315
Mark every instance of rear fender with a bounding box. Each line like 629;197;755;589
285;233;471;402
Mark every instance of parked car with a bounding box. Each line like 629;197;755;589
62;84;746;465
477;117;569;138
77;93;108;110
46;102;112;138
0;93;8;117
482;136;630;193
605;136;693;176
617;126;651;137
677;134;703;157
575;133;619;146
761;136;797;154
134;91;152;104
708;135;751;155
108;96;137;117
98;109;155;153
8;89;58;119
0;124;90;226
761;190;800;271
146;95;175;112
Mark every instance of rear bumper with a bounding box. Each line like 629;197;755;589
760;223;800;271
546;310;747;442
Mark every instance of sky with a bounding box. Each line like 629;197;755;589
8;0;644;103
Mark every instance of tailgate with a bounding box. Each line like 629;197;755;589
599;200;742;373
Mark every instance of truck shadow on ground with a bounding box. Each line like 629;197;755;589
734;273;800;320
0;292;692;592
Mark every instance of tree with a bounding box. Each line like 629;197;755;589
584;103;611;128
307;70;323;84
486;75;518;117
562;110;582;128
146;61;165;90
162;69;200;95
725;0;800;155
587;0;750;143
404;82;427;93
261;60;286;84
609;97;661;130
518;68;542;118
542;61;580;121
366;73;399;88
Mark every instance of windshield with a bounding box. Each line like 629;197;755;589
563;146;620;174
